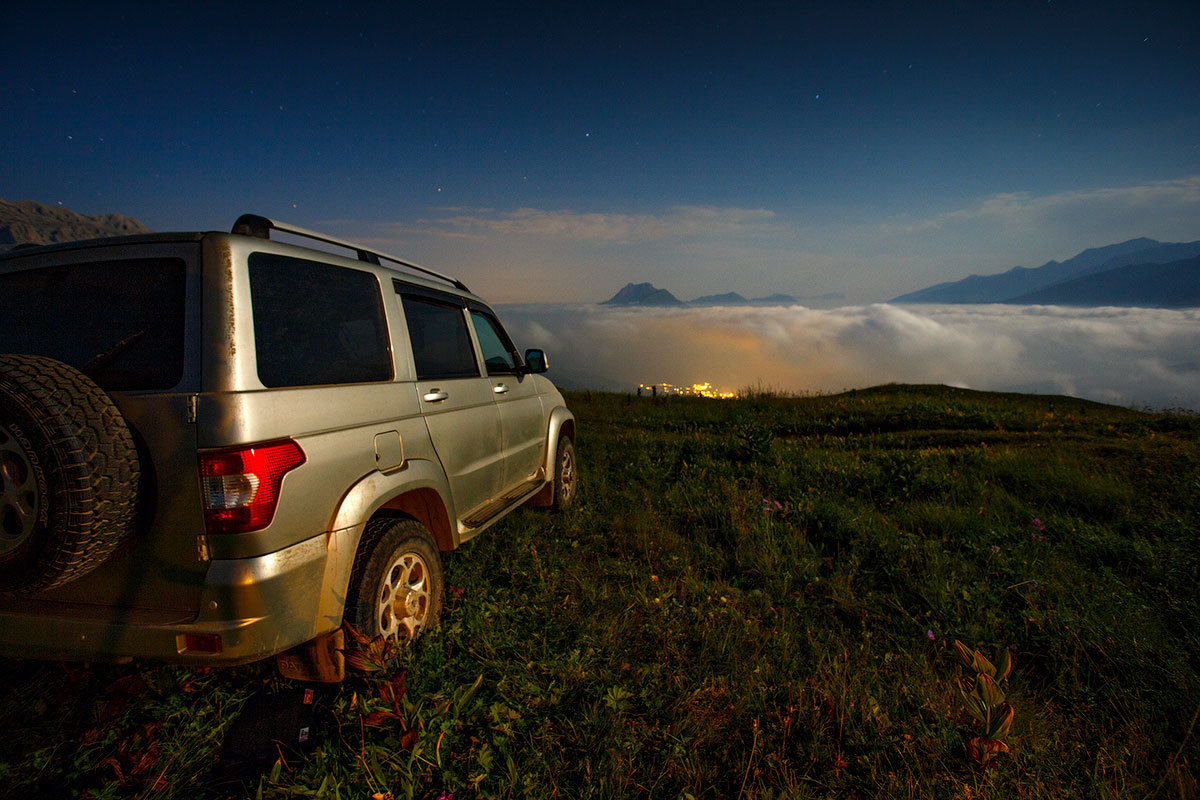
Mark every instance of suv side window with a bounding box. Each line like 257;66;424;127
399;294;479;380
470;310;520;375
248;253;393;388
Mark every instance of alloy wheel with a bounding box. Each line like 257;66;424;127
0;424;39;556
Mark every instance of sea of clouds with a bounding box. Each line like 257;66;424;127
498;303;1200;410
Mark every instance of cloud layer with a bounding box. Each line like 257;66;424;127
500;303;1200;410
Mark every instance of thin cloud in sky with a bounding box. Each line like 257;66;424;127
501;303;1200;411
882;176;1200;240
389;205;786;242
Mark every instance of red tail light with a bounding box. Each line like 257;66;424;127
199;439;305;534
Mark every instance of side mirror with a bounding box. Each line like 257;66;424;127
524;348;549;374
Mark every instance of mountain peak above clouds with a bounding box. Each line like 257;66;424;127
690;292;748;306
601;285;846;308
601;282;684;306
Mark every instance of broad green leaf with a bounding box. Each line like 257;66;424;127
989;703;1015;739
972;650;997;678
965;693;989;723
977;673;1005;708
996;648;1012;682
953;640;975;668
967;736;1010;766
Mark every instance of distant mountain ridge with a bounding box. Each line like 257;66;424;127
0;198;150;251
891;237;1200;307
602;283;844;307
690;291;748;306
1008;255;1200;307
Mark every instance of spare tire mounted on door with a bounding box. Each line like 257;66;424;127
0;354;140;593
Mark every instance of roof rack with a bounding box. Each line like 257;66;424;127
232;213;469;292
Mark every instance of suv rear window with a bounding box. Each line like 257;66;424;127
248;253;393;388
0;257;186;391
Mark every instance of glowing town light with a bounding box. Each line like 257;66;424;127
637;381;736;399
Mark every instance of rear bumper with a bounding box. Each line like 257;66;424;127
0;534;332;665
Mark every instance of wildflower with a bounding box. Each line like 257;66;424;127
762;497;783;511
448;585;465;600
1030;531;1043;542
926;630;936;640
991;545;1001;553
437;792;454;800
1031;518;1045;531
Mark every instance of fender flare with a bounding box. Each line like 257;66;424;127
542;405;576;475
314;458;456;631
524;405;575;508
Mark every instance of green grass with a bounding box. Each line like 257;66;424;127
1;384;1198;798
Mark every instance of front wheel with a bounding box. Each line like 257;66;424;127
345;518;443;645
552;434;577;511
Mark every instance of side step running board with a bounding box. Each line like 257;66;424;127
460;474;546;530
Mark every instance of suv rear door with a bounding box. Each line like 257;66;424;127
0;240;207;617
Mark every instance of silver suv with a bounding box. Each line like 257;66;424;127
0;214;576;681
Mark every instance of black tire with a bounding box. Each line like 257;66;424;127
0;354;140;593
552;434;577;511
345;517;444;645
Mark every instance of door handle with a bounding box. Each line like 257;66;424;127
423;390;449;402
492;384;509;395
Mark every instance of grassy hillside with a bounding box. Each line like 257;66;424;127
1;385;1197;798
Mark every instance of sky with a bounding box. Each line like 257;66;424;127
3;0;1198;304
3;1;1199;406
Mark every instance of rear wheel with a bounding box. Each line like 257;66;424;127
346;518;444;645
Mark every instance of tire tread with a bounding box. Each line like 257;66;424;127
0;354;140;592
